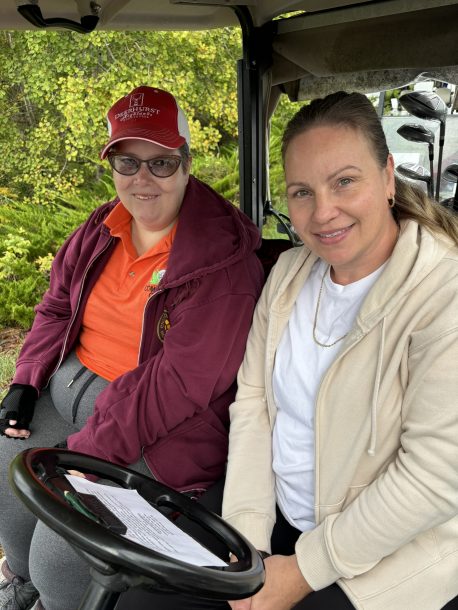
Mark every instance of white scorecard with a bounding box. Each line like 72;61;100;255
66;474;227;567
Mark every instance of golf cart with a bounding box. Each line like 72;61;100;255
2;1;458;608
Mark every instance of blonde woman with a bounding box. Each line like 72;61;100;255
223;91;458;610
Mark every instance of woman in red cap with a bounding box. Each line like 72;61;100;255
0;86;264;610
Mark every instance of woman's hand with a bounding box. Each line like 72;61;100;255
229;555;312;610
67;470;87;478
0;384;38;439
2;423;31;439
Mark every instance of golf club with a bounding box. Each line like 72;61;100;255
396;123;435;196
398;91;447;200
442;163;458;212
396;162;433;197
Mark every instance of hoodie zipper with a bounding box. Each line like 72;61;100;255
137;287;164;365
137;287;206;498
46;237;114;385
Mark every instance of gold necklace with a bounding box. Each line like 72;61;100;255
312;265;348;348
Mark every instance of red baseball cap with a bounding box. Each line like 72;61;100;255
100;86;190;159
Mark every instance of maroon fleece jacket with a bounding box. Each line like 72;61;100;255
13;176;264;492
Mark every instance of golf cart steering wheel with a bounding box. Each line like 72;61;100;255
9;448;264;607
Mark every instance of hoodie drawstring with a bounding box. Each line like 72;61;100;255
368;317;386;456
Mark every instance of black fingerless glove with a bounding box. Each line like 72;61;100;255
0;384;38;435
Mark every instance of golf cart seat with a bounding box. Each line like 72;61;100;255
257;238;293;279
9;448;264;610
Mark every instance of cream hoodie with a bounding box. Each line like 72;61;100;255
223;220;458;610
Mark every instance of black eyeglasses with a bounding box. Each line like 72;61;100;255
108;154;182;178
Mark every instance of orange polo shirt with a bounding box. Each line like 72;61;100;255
76;202;177;381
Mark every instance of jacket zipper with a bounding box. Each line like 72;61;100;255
137;287;164;365
46;238;114;385
137;288;163;481
138;290;206;498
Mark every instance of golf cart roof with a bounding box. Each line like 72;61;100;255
2;1;426;29
3;0;458;223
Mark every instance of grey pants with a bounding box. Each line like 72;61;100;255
0;352;151;610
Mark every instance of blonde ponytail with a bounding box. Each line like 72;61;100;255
394;177;458;245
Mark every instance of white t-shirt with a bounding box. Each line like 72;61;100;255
272;259;386;531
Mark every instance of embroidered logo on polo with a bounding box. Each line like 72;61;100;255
144;269;166;293
157;307;171;342
150;269;166;285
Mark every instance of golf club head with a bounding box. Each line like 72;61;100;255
396;162;431;182
397;123;435;145
442;163;458;183
398;91;447;123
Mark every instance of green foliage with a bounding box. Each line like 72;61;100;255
0;175;115;328
0;230;48;327
193;145;240;204
0;28;241;207
0;343;22;399
382;86;414;115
